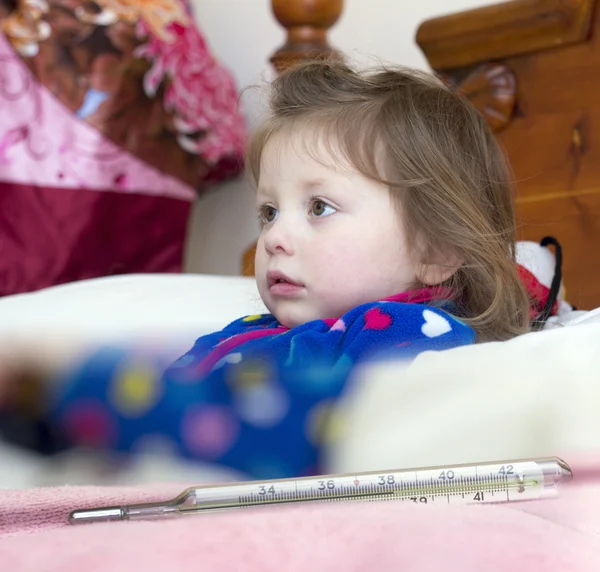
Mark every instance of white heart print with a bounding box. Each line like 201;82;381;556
421;310;452;338
213;352;243;370
224;352;242;364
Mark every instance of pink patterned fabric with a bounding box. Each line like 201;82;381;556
0;0;245;183
0;33;195;200
0;0;246;295
135;19;245;164
1;465;599;571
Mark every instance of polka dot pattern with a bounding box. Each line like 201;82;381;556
234;382;289;428
181;405;239;459
242;314;264;322
227;359;275;391
60;400;116;447
47;293;474;481
110;362;162;418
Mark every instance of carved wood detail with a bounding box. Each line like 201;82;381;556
270;0;344;72
444;63;517;133
416;0;596;71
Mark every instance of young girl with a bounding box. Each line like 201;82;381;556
0;60;530;480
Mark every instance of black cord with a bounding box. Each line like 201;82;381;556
531;236;562;331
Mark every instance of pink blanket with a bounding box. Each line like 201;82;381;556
2;464;599;571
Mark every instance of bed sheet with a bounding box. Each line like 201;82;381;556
1;461;599;571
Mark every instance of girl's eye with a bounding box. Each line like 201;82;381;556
310;200;336;217
259;205;278;224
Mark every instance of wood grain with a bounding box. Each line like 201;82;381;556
417;0;596;71
419;0;600;309
270;0;344;72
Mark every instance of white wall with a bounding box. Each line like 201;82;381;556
184;0;496;276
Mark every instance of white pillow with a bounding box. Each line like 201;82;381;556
0;274;267;345
326;319;600;475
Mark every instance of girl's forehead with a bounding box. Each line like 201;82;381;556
256;118;390;187
261;128;351;172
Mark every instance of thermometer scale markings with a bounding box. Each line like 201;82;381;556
236;472;533;507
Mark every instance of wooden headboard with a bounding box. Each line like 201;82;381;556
417;0;600;310
245;0;600;310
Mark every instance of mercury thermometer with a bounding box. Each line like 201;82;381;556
68;456;572;524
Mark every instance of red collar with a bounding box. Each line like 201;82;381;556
320;286;455;327
382;286;454;304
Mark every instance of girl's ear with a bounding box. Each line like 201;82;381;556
417;254;463;286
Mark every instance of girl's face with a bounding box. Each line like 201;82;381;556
254;130;419;328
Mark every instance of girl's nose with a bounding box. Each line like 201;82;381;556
263;218;296;256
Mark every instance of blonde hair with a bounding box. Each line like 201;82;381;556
246;60;530;342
